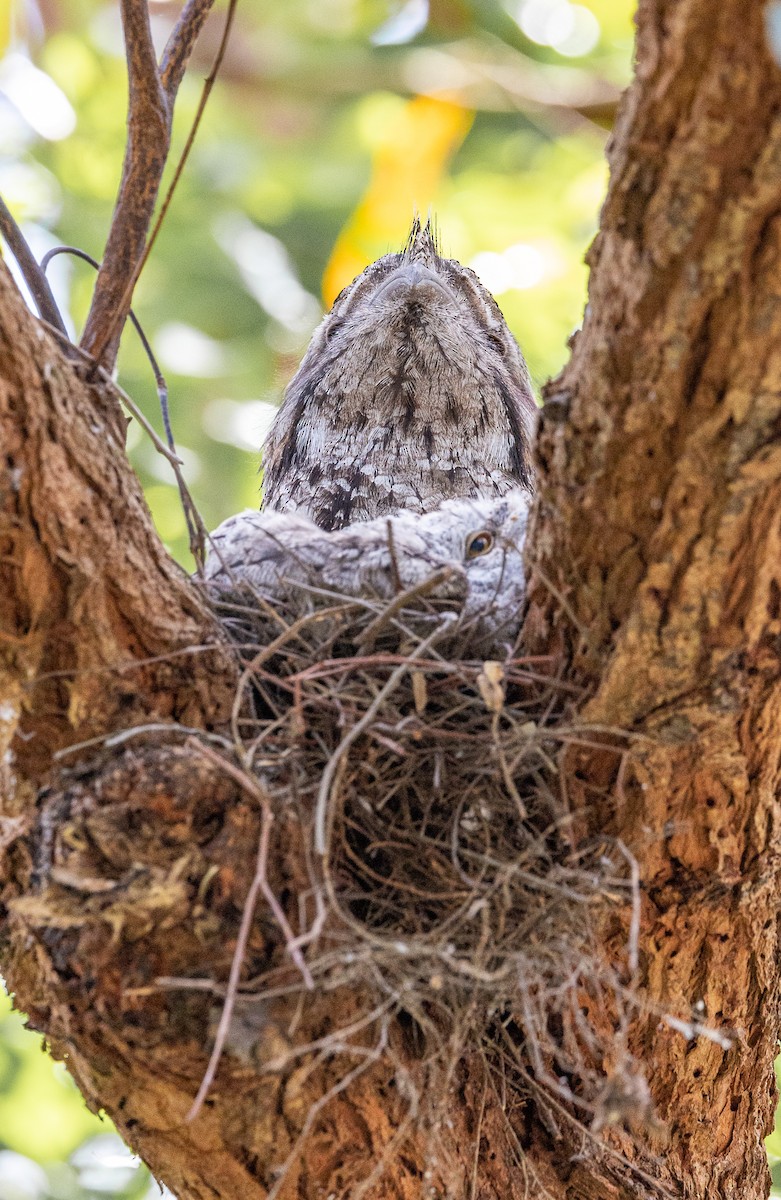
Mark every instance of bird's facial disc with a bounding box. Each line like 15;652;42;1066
320;219;515;366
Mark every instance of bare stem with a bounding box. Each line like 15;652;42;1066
79;0;171;367
80;0;233;372
160;0;217;100
0;195;67;335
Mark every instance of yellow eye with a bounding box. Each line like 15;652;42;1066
466;530;494;559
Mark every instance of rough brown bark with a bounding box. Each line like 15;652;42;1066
524;0;781;1195
3;1;781;1198
80;0;217;368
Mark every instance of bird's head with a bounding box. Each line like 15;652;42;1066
305;217;534;422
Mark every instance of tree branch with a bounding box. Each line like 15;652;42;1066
0;194;67;336
79;0;218;369
79;0;170;366
0;260;504;1188
517;3;781;1194
0;259;233;768
160;0;216;100
528;0;781;718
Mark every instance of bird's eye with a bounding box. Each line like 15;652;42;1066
466;530;494;558
325;318;345;343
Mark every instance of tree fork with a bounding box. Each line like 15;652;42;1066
2;0;781;1197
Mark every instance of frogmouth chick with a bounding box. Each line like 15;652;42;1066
205;491;530;655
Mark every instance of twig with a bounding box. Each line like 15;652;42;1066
43;314;180;464
264;1030;389;1200
52;722;233;760
351;1111;416;1200
491;710;529;821
41;246;174;446
41;316;209;564
533;563;591;641
83;0;235;370
160;0;217;99
263;998;395;1072
81;0;171;366
42;247;206;563
615;839;641;977
356;566;457;651
314;618;455;855
130;0;239;333
189;739;314;988
469;1077;488;1200
0;194;67;335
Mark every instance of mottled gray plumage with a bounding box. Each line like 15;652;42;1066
205;492;530;652
261;218;536;531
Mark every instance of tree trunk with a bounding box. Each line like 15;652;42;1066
3;1;781;1197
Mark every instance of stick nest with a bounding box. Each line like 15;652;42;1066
204;579;660;1190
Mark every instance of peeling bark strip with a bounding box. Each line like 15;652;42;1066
2;1;781;1198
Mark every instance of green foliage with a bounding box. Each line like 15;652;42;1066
768;1058;781;1196
0;989;152;1199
